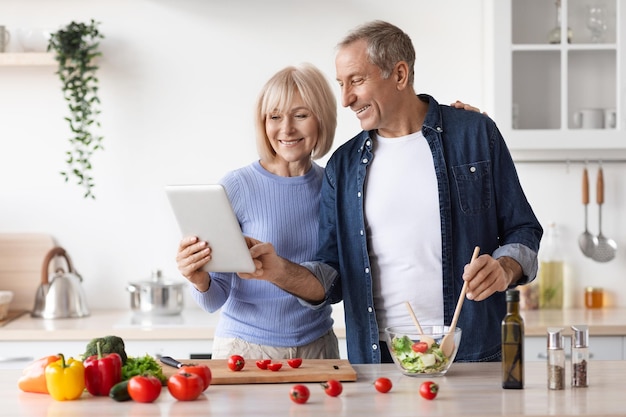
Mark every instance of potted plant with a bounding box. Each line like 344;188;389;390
48;20;104;199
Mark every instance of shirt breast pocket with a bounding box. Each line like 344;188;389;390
452;160;492;215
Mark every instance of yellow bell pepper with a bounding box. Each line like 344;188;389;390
44;354;85;401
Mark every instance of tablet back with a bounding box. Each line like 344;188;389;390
165;184;256;273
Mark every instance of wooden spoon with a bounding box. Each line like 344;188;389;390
404;301;436;348
441;246;480;358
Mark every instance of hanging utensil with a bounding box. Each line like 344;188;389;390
404;301;436;348
591;165;617;262
578;165;597;257
441;246;480;358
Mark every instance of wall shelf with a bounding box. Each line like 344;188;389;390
0;53;55;66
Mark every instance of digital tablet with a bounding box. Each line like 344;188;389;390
165;184;256;273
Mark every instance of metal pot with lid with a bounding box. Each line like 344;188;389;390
127;270;185;315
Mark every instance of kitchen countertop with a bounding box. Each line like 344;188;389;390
2;361;625;416
2;308;626;341
0;307;347;341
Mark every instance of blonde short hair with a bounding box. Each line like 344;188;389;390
255;63;337;161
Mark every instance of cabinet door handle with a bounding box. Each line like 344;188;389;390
0;356;34;363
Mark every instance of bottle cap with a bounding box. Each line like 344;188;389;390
547;327;564;349
571;324;589;348
506;289;520;302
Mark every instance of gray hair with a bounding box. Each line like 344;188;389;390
337;20;415;86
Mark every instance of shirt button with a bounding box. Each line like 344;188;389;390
470;166;476;173
368;307;373;313
357;192;362;198
366;140;371;147
436;126;443;132
362;158;368;164
372;344;378;351
365;267;369;274
360;230;364;235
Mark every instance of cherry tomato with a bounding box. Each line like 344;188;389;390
411;342;428;353
419;380;439;400
289;384;310;404
180;364;212;391
374;377;393;393
167;372;204;401
256;359;271;370
321;379;343;397
228;355;245;371
287;358;303;368
267;362;283;371
127;375;162;403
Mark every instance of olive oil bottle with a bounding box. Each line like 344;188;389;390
502;289;524;389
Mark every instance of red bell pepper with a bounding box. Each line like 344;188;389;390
83;341;122;396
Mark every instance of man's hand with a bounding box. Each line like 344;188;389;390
462;255;522;301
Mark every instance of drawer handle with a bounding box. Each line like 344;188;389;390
0;356;34;363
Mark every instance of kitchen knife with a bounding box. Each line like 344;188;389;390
160;356;186;369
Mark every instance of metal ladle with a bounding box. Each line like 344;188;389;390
578;166;597;257
591;165;617;262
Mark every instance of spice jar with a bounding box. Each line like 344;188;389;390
571;325;589;387
547;327;565;390
585;287;603;309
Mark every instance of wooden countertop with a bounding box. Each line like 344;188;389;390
2;361;625;416
1;308;625;341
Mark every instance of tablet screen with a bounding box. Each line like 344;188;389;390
165;184;256;273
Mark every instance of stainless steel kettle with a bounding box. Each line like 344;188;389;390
31;246;90;319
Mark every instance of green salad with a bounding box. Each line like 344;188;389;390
390;335;449;373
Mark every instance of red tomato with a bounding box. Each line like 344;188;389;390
180;364;212;392
411;342;428;353
227;355;245;371
256;359;271;370
374;377;393;393
321;379;343;397
127;375;162;403
167;372;204;401
289;384;310;404
287;358;302;368
267;362;283;371
419;380;439;400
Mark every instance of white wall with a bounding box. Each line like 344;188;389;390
0;0;624;311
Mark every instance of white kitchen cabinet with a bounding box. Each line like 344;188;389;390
525;335;623;361
0;339;213;370
492;0;625;150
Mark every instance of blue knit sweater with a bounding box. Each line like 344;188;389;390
191;160;334;346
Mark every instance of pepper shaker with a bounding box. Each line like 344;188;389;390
571;325;589;387
547;327;565;390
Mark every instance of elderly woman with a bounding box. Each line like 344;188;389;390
176;63;340;359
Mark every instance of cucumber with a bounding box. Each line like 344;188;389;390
109;380;131;402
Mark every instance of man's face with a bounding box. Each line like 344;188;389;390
335;39;398;134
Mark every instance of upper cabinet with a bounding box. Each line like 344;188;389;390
493;0;625;150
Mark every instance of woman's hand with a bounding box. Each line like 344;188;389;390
176;236;211;291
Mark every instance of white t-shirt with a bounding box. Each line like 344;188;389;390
365;131;443;339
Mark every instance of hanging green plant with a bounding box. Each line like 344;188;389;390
48;19;104;199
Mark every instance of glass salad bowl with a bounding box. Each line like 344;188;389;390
385;325;462;376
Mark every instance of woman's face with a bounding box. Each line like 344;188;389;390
265;91;319;165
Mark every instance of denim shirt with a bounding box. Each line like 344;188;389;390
303;94;542;364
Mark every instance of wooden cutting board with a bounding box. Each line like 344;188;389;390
0;233;56;311
161;359;357;384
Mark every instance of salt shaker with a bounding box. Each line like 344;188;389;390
571;325;589;387
547;327;565;390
